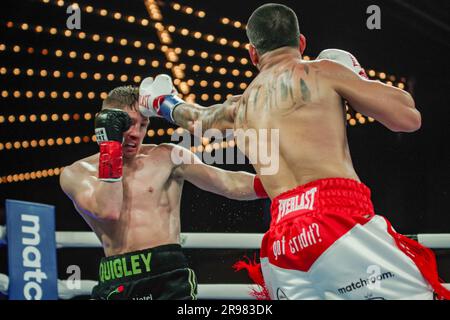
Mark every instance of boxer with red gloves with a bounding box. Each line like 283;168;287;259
153;3;449;300
94;109;131;181
60;85;267;300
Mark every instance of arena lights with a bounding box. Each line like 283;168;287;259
170;1;243;29
145;0;162;21
144;1;187;89
0;134;93;152
188;63;252;78
165;24;248;51
220;17;246;30
41;0;153;27
174;81;187;94
1;45;164;74
170;2;206;18
0;167;64;185
185;94;196;104
0;112;93;124
146;131;238;154
181;75;248;90
146;127;184;138
365;69;406;87
6;20;159;54
344;109;373;126
9;18;251;68
2;89;108;100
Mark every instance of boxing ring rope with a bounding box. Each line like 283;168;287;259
1;225;450;249
0;225;449;299
0;274;259;300
53;230;265;249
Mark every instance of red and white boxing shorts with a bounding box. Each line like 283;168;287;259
255;178;449;300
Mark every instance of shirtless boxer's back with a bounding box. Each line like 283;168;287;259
235;48;361;197
146;3;449;300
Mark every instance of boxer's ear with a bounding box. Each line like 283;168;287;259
299;34;307;55
248;44;259;67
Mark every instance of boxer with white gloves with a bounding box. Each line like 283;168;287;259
138;74;185;122
60;85;268;300
138;74;238;133
316;48;368;79
154;3;449;300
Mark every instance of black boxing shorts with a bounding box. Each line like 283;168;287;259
91;244;197;300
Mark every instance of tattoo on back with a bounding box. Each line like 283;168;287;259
252;86;261;107
267;80;277;111
239;67;314;120
300;78;311;102
304;64;310;75
280;69;294;102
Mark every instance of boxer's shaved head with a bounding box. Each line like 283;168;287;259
102;85;139;111
246;3;300;55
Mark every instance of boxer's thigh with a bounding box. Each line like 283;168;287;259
261;257;321;300
309;215;433;300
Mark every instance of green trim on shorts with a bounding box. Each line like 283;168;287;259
187;268;197;300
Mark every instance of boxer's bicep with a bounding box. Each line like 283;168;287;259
60;166;97;215
325;61;420;132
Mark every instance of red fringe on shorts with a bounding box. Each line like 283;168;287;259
383;217;450;300
233;256;270;300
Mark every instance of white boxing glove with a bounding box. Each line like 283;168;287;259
138;74;185;122
317;49;368;79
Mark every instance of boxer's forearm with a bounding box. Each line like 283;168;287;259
93;181;124;220
182;163;259;201
220;171;260;201
172;103;201;132
173;103;234;134
385;89;421;133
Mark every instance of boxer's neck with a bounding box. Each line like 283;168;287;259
123;148;143;166
258;47;302;71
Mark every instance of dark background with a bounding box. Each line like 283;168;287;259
0;0;449;294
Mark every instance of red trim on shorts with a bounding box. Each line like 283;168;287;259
383;217;450;300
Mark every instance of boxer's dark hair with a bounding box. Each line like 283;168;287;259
102;85;139;111
246;3;300;55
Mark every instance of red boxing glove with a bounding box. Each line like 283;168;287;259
253;176;268;199
98;141;123;181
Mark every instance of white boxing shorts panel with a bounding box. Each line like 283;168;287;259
261;215;434;300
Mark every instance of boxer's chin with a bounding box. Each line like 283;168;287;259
123;144;139;158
